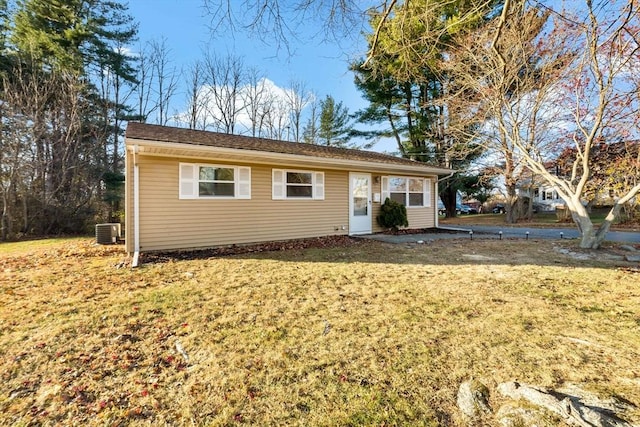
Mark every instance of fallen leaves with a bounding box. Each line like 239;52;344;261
141;235;363;263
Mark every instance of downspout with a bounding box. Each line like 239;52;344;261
132;145;140;268
436;171;455;228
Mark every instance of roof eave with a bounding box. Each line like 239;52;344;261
126;138;455;176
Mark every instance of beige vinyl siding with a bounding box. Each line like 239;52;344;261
371;175;384;233
371;174;437;233
135;156;349;252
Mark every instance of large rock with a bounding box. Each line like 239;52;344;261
496;401;553;427
497;381;637;427
457;379;491;422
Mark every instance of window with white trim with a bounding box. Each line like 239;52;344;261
179;163;251;199
272;169;324;200
381;176;431;207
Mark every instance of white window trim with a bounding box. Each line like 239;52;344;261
272;169;325;200
382;176;432;208
179;162;251;200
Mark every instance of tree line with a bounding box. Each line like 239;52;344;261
0;0;138;240
0;0;357;241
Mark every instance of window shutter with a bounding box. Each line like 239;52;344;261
424;178;432;207
381;176;389;203
272;169;285;199
237;167;251;199
179;163;197;199
313;172;325;200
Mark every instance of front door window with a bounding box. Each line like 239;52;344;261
353;177;369;216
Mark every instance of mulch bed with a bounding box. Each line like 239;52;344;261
384;227;467;235
140;235;364;263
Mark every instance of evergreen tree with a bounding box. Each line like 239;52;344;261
318;95;352;147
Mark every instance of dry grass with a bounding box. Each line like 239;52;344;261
1;237;639;426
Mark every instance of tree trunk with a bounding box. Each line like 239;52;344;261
567;198;600;249
504;153;518;224
441;185;458;218
505;182;518;224
1;193;9;241
586;203;624;249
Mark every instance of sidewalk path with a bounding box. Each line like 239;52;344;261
466;225;640;243
359;226;640;244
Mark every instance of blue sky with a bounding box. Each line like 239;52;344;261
126;0;394;150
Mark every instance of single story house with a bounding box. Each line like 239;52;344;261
124;122;453;259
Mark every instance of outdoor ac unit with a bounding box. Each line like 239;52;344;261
95;223;121;244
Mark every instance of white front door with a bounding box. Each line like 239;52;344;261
349;173;372;235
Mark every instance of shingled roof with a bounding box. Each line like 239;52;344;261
126;122;446;170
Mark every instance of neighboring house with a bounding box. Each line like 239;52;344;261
517;161;567;212
518;181;566;212
125;122;453;256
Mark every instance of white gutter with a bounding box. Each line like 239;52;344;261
132;144;140;268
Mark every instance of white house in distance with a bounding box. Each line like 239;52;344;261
124;123;453;256
519;182;566;212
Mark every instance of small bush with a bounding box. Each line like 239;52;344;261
377;198;408;230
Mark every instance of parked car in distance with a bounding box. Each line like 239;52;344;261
492;204;505;214
459;204;478;214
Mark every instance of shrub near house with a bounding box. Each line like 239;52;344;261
377;198;409;230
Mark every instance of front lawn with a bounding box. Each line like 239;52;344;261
1;238;639;425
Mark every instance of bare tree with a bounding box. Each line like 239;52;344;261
1;63;36;239
202;0;366;53
133;41;156;123
447;4;566;223
262;95;290;140
149;37;180;126
183;59;209;130
242;67;270;137
1;59;103;237
452;0;640;248
203;51;246;134
531;0;640;248
285;79;311;142
256;91;275;138
1;60;55;237
302;95;320;143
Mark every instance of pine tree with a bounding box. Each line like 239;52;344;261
318;95;352;147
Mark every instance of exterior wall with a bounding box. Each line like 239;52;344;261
126;154;440;253
131;155;349;252
371;175;384;233
370;173;437;233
